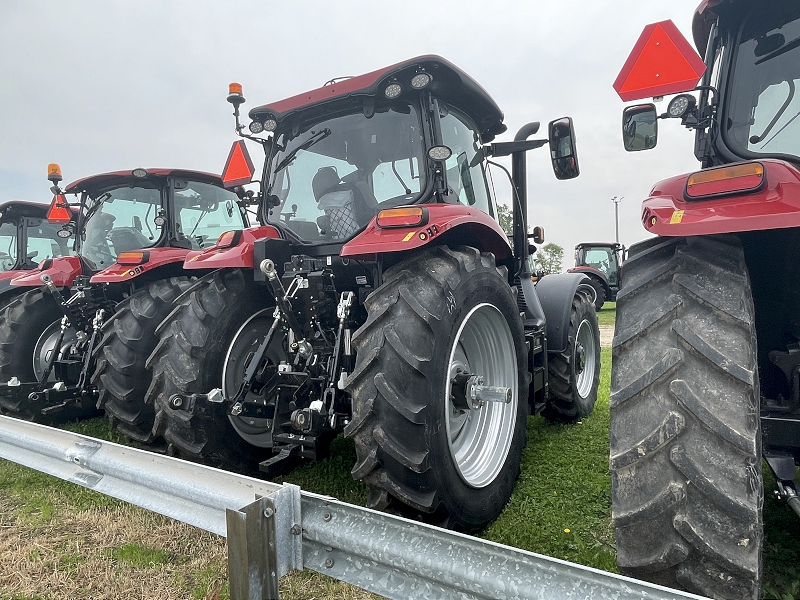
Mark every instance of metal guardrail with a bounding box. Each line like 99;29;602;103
0;415;710;600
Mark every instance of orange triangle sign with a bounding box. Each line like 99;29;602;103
613;20;706;102
222;140;256;188
47;194;72;224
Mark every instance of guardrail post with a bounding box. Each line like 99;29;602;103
226;495;280;599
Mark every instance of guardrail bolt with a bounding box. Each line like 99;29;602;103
323;512;332;521
169;395;183;409
325;558;334;568
290;525;301;535
263;507;274;518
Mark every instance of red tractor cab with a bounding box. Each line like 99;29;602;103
0;166;248;432
611;2;800;598
567;242;625;309
145;55;599;532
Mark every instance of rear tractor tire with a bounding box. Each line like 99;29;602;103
587;277;607;311
344;246;529;531
92;277;192;443
610;235;762;600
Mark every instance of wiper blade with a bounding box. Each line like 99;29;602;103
274;128;332;174
755;34;800;65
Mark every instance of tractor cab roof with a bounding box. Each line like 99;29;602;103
65;168;223;195
575;242;623;250
0;200;51;221
249;55;507;143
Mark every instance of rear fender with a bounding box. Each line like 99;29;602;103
340;204;511;261
567;266;610;294
183;226;282;270
90;248;190;283
535;272;591;354
11;256;83;288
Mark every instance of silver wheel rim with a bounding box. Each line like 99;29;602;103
222;308;284;447
577;283;597;305
575;318;597;398
32;320;78;383
445;303;517;488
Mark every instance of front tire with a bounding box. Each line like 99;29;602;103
344;246;529;531
610;235;762;599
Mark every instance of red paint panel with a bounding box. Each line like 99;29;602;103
641;160;800;236
183;226;281;270
614;20;706;101
341;204;511;259
11;256;83;288
89;247;190;283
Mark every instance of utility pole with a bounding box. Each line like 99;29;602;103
612;196;623;243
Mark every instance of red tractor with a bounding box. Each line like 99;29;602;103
0;199;76;310
0;166;247;435
567;241;625;310
145;55;601;530
611;2;800;598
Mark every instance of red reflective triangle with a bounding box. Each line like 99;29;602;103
222;140;256;188
47;194;72;224
613;20;707;102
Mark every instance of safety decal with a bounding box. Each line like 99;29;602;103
669;210;684;224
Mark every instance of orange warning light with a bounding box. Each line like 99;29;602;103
221;140;255;189
613;20;706;102
47;163;62;183
229;83;243;95
47;194;72;224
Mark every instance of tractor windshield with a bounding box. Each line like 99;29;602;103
725;4;800;160
25;220;75;267
173;181;245;249
265;103;425;241
0;222;16;270
81;186;162;268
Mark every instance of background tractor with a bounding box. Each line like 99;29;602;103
145;55;601;531
0;166;247;435
611;2;800;598
567;241;624;310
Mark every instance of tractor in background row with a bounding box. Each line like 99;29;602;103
144;55;600;531
0;166;247;434
0;200;76;311
611;1;800;598
567;241;625;310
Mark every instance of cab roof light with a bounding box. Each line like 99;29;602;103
47;194;72;224
685;162;765;200
384;82;403;99
116;251;150;266
376;207;428;229
411;72;432;89
215;229;242;249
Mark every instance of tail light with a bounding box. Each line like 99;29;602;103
685;162;765;200
216;230;242;248
376;207;428;228
117;251;150;266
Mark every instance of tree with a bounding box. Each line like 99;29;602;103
533;243;564;275
497;203;513;237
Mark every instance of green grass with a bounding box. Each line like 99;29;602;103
110;543;172;568
597;302;616;326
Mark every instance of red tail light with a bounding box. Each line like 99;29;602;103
685;163;765;200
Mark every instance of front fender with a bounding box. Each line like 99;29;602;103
90;248;190;283
535;272;590;354
11;256;83;288
340;204;511;261
184;226;282;270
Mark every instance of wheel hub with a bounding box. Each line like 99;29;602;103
575;342;586;374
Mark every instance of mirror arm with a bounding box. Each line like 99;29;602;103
487;139;548;157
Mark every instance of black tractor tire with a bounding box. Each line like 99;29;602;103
344;246;529;532
587;276;607;310
91;277;192;443
610;235;762;600
541;290;600;422
0;289;96;421
146;269;270;471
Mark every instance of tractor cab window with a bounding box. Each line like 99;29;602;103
725;5;800;160
439;106;494;218
174;181;245;249
25;219;74;267
266;103;425;241
584;247;618;284
81;186;162;268
0;222;16;270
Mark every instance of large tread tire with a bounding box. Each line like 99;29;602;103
146;269;269;471
610;235;762;600
587;276;607;311
542;291;600;422
0;289;96;421
344;246;529;532
91;277;193;443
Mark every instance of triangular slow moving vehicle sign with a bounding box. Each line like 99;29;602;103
222;140;256;188
613;20;707;102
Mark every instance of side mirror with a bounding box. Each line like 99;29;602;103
622;104;658;151
548;117;579;180
530;226;545;245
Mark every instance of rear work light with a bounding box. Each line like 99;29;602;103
685;162;765;200
215;230;242;248
47;194;72;224
116;251;150;266
376;207;428;228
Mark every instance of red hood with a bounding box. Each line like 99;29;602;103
90;247;191;283
10;256;83;288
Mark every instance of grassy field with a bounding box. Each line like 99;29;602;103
597;301;616;326
1;336;798;598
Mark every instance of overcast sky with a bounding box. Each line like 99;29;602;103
0;0;707;267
